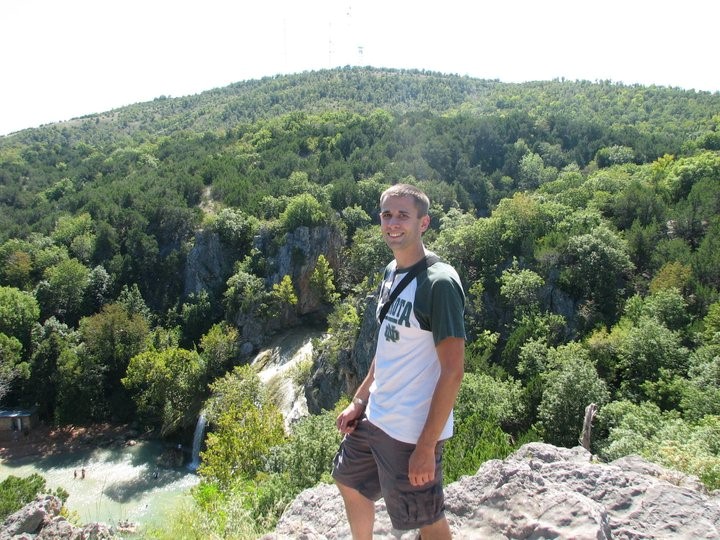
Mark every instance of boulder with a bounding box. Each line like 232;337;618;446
0;495;119;540
264;442;720;539
0;495;60;539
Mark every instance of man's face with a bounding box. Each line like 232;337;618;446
379;195;430;253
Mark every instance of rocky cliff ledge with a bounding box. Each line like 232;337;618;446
0;495;124;540
263;442;720;539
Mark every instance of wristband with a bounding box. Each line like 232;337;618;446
353;397;366;408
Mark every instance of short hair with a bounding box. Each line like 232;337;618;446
380;184;430;216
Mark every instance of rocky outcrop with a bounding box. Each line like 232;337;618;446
0;495;121;539
262;225;345;316
187;223;344;353
264;442;720;539
184;229;233;298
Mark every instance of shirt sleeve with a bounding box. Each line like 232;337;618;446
429;271;466;345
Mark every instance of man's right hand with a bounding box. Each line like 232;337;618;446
336;401;364;434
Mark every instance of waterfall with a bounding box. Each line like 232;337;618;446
187;413;207;471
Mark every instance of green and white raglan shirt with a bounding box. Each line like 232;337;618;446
366;253;466;444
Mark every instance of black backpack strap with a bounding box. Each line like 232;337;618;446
378;254;441;323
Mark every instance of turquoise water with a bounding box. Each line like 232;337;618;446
0;440;199;530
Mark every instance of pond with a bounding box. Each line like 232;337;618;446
0;440;199;530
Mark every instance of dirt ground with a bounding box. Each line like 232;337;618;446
0;423;145;462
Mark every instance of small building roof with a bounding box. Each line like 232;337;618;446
0;407;37;418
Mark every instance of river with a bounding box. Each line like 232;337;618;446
0;439;199;529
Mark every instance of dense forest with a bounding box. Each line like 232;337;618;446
1;67;720;537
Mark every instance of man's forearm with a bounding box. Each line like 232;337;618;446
416;337;464;449
353;357;376;403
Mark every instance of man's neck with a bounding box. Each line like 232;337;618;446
394;246;427;271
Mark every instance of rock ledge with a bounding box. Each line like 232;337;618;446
264;442;720;539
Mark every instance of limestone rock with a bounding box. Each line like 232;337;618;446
184;229;231;298
0;495;120;540
265;442;720;539
264;225;344;316
0;495;61;539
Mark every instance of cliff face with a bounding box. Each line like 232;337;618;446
263;442;720;539
184;223;345;352
262;225;344;316
183;229;232;297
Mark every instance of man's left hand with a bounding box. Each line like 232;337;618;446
408;445;436;486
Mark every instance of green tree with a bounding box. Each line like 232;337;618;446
678;344;720;420
224;268;269;319
617;316;687;402
340;204;372;238
537;343;610;447
597;401;720;490
24;318;77;418
444;372;528;481
78;303;150;419
0;286;40;352
624;288;690;333
310;255;339;304
209;208;259;254
0;333;24;401
649;261;691;294
0;242;33;290
595;145;635;168
499;261;544;319
271;275;298;319
344;225;389;288
199;366;285;490
35;258;90;325
180;291;216;348
116;283;152;321
702;302;720;345
559;225;634;325
199;322;239;382
55;345;106;422
0;474;68;521
84;265;113;313
123;347;205;434
262;409;341;499
51;213;94;247
278;194;329;232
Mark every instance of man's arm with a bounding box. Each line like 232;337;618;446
336;357;376;434
408;336;465;486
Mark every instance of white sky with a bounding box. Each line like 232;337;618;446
1;0;718;136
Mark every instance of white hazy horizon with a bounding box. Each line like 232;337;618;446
2;0;718;136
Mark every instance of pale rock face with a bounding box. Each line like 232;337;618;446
266;225;344;315
0;495;119;539
263;442;720;540
184;224;344;353
183;230;229;297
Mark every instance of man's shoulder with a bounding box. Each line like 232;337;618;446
425;259;462;283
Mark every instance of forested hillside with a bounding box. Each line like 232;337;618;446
1;67;719;537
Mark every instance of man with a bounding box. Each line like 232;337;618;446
333;184;466;539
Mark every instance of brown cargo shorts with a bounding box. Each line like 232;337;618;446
332;416;446;530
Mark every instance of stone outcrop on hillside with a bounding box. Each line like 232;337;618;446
0;495;123;539
184;229;231;298
185;223;344;353
263;442;720;539
264;225;344;315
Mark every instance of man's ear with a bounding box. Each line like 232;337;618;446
420;215;431;232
